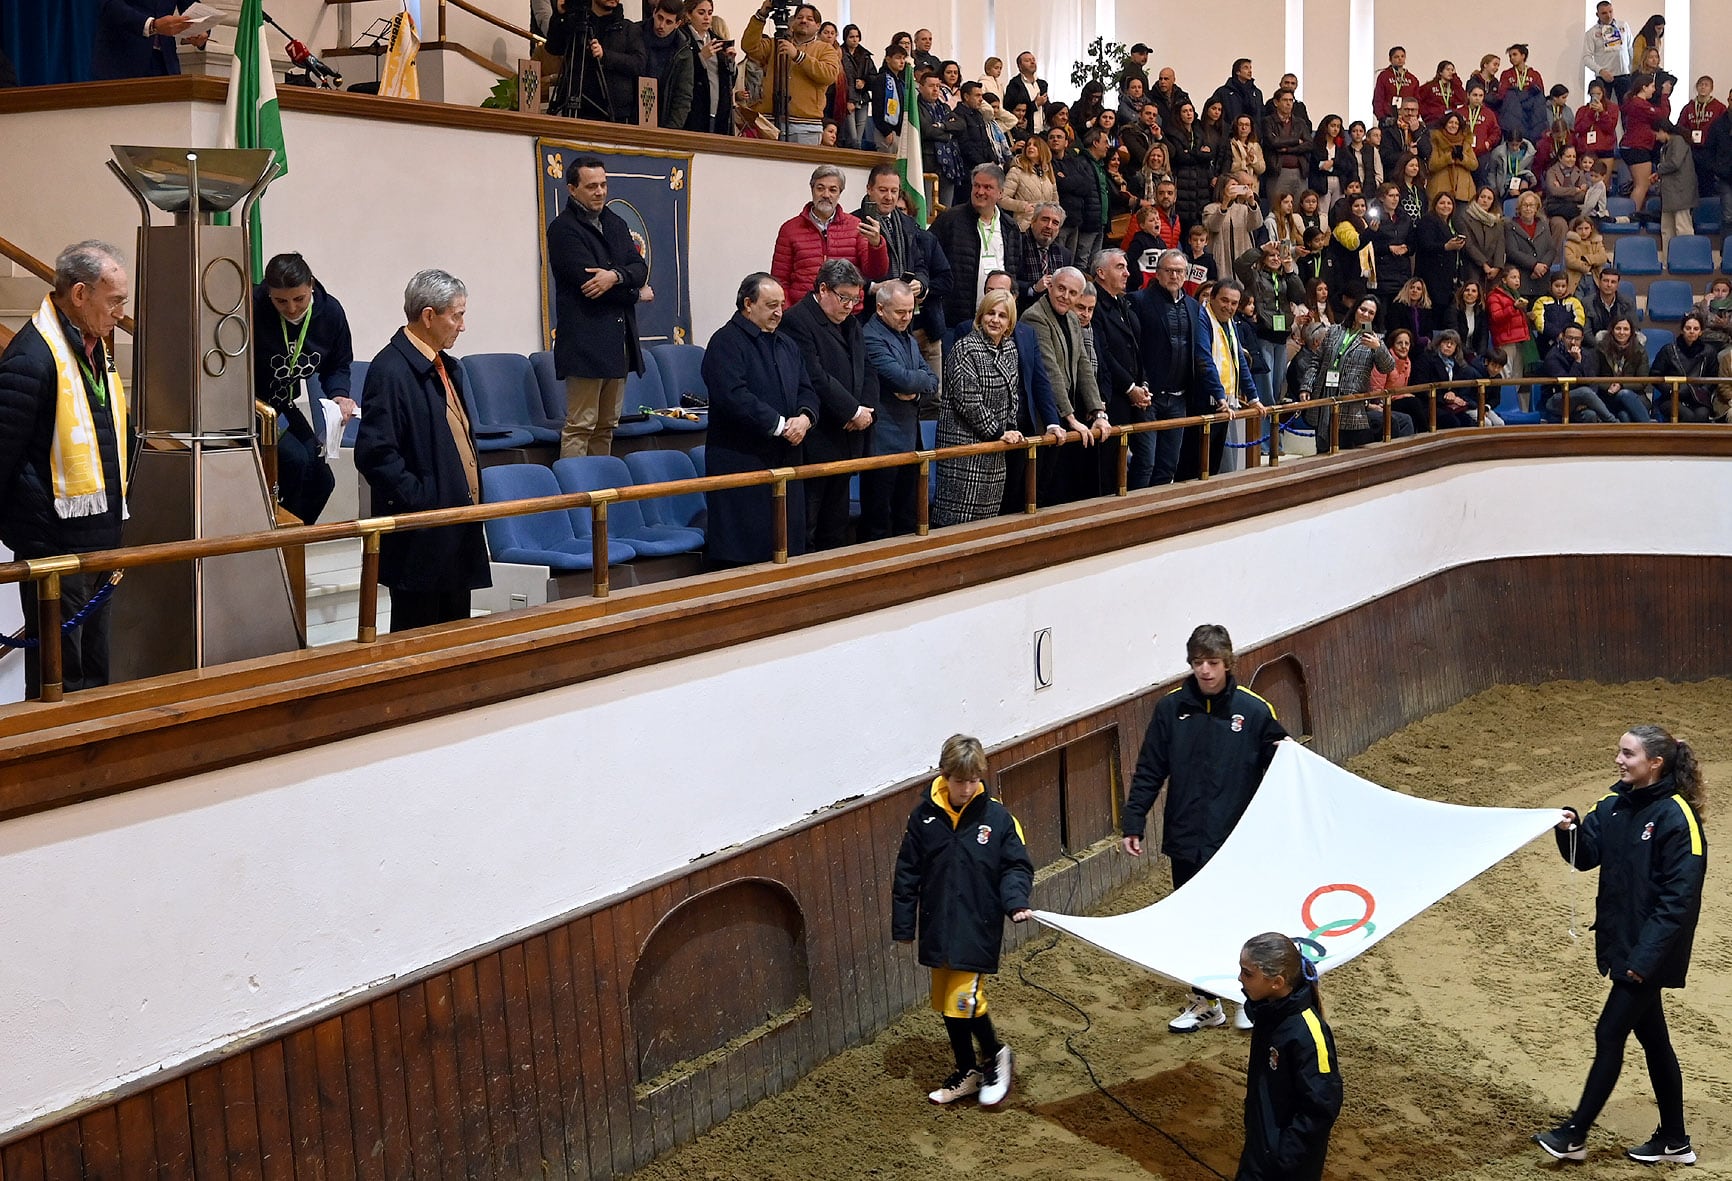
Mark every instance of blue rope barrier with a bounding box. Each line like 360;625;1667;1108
1277;416;1316;437
0;574;120;651
1222;430;1272;449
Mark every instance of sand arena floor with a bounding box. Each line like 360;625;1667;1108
629;680;1731;1180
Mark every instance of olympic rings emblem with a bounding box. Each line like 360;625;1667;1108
1301;883;1376;937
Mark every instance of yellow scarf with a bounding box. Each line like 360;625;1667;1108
32;294;128;519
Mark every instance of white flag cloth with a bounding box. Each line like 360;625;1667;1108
1035;741;1560;995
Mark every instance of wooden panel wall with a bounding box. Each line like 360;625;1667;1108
4;555;1727;1180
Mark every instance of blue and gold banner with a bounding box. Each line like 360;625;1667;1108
536;139;693;349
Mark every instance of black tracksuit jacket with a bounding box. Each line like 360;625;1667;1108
1122;674;1287;863
1237;981;1342;1181
1558;774;1707;988
892;779;1034;974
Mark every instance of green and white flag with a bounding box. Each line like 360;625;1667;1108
221;0;287;280
896;62;927;226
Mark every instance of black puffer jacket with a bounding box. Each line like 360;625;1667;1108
0;316;126;558
1239;980;1341;1181
892;778;1034;974
1559;775;1707;988
1053;149;1104;238
1123;674;1287;862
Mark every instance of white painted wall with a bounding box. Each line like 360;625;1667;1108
0;99;872;362
1;454;1729;1136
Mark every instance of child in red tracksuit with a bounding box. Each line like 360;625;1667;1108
892;734;1034;1107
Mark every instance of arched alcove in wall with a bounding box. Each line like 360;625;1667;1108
629;877;811;1083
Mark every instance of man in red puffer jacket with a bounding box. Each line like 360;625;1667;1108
770;164;891;305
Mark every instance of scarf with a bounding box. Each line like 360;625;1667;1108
1461;198;1501;227
32;295;128;519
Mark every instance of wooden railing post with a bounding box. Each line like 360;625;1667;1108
1476;382;1488;426
1198;416;1213;479
1428;387;1439;433
1330;402;1341;453
1116;429;1130;495
915;453;932;535
438;0;448;40
1381;397;1394;442
771;469;793;563
1246;407;1263;469
590;492;615;597
1559;379;1572;425
1024;443;1038;513
1268;410;1281;467
356;520;391;643
32;564;67;702
1669;376;1682;424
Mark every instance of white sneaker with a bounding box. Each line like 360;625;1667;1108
928;1068;982;1104
1233;1003;1254;1030
979;1044;1013;1106
1169;995;1226;1032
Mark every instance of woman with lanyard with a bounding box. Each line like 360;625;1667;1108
1298;294;1396;452
251;252;356;525
1536;725;1706;1167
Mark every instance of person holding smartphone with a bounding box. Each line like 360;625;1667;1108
1297;294;1397;450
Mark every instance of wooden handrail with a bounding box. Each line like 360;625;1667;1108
0;232;137;337
6;375;1725;700
443;0;544;45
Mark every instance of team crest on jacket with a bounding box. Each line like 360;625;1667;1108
1268;1046;1279;1070
977;824;992;845
1642;821;1656;841
1231;714;1246;732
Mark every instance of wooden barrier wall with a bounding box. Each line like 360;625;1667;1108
2;553;1728;1180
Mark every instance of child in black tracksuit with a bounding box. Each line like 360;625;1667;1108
892;734;1035;1107
1236;932;1343;1181
1533;725;1708;1167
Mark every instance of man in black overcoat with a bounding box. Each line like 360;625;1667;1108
779;259;880;551
355;270;491;631
547;155;648;458
701;274;819;567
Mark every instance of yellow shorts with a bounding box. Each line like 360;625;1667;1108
930;968;989;1018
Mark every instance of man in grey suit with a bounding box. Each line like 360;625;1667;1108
1019;266;1112;501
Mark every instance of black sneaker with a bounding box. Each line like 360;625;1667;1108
1625;1132;1696;1165
1533;1127;1588;1161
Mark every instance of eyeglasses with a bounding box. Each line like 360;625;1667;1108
825;289;863;307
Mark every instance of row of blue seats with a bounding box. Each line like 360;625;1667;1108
309;344;714;452
1610;234;1719;277
482;451;710;572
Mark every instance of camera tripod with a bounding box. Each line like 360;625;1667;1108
547;2;615;121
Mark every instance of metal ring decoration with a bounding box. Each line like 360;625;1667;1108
1300;883;1376;937
203;347;227;377
200;255;248;316
213;311;249;358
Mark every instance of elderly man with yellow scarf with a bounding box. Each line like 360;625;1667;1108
0;240;131;698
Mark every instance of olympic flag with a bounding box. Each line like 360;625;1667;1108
1035;741;1561;994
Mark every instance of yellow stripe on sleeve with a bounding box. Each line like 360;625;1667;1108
1237;686;1278;720
1301;1009;1332;1074
1673;795;1704;856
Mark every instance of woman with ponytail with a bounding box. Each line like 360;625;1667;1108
1535;725;1708;1166
1235;932;1342;1180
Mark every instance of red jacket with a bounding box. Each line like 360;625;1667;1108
1373;66;1417;123
1620;93;1670;152
769;204;891;305
1496;65;1545;106
1488;286;1530;347
1574;102;1620;156
1419;78;1466;126
1678;97;1726;149
1463;104;1502;157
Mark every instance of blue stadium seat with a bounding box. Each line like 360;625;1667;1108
1502;197;1521;219
1613;236;1662;276
453;359;535;451
1665;235;1714;274
614;366;666;439
1643;196;1662;223
526;351;569;439
1643;327;1674;364
1644;280;1695;323
1492;385;1541;425
463;353;558;444
648;343;709;405
552;456;706;557
623;449;707;533
1600;197;1640;235
1696;198;1724;236
689;445;705;475
634;352;705;433
1617;280;1641;320
480;464;635;570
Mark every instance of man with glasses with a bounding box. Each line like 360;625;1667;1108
781;258;879;550
1022;265;1112;502
1131;249;1225;484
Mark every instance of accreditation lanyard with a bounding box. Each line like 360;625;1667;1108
1513;67;1530;92
1323;329;1358;390
75;350;108;409
281;310;313;375
977;216;998;255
